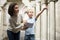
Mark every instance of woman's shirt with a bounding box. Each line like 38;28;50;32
7;14;23;33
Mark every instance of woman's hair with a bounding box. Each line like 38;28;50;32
8;3;18;16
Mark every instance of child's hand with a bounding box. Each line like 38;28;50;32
44;6;48;10
44;7;47;10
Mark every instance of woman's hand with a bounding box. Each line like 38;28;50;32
20;20;28;30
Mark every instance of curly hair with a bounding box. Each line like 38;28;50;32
8;3;18;16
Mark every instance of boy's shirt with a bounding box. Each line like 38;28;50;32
25;17;36;35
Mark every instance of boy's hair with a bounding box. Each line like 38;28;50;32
25;7;34;14
8;2;18;16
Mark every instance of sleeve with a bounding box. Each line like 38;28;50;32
9;19;16;29
35;18;37;21
9;18;24;30
15;23;24;29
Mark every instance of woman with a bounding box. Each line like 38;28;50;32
7;3;23;40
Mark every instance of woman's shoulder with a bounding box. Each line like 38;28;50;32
18;14;22;17
8;16;13;21
18;14;23;19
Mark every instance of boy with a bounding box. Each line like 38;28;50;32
24;7;47;40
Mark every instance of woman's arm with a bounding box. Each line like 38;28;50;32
20;20;29;30
9;18;24;30
35;8;47;20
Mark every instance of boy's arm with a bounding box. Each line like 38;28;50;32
35;8;47;20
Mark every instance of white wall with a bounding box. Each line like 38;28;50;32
56;0;60;40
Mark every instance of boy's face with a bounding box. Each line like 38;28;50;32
27;9;34;18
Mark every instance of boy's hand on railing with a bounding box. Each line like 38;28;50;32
43;7;47;10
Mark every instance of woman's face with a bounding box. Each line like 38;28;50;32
14;4;19;15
